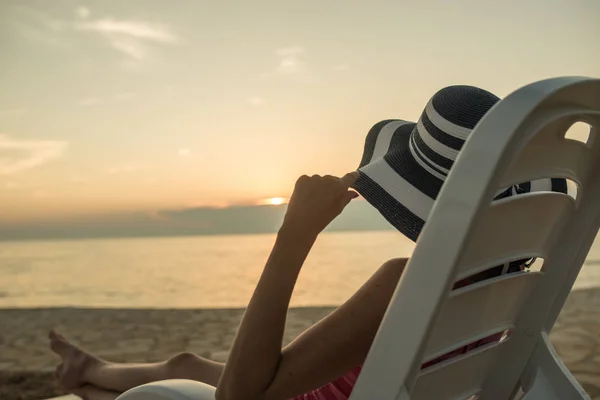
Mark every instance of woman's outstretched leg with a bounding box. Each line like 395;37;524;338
49;330;224;393
72;385;121;400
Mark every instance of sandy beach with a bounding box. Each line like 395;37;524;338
1;288;599;400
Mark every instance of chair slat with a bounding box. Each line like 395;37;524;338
424;272;540;360
456;193;574;279
499;111;600;190
414;342;505;400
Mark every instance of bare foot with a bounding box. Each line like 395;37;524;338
72;385;121;400
49;329;105;390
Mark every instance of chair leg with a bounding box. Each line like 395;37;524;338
521;334;590;400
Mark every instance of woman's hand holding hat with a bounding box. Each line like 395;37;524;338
281;172;360;239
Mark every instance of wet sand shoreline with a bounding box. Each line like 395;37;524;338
1;288;599;399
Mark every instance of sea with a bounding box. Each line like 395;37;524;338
1;231;600;309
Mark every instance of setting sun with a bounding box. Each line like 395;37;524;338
259;197;287;206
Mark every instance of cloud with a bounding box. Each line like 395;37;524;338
331;63;350;72
13;6;178;62
178;148;191;157
0;134;68;175
74;19;178;61
106;162;144;174
278;59;302;74
78;97;102;107
76;19;177;42
276;46;305;74
0;200;397;241
247;96;265;106
76;6;91;19
101;36;147;60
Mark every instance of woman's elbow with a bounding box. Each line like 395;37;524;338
214;385;226;400
215;384;267;400
215;385;242;400
214;386;236;400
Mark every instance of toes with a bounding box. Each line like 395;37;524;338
49;329;66;340
55;363;63;379
50;333;72;357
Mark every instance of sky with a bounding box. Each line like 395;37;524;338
1;0;599;239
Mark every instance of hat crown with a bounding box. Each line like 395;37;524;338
430;85;501;130
410;86;500;172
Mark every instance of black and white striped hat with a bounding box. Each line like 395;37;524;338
352;85;567;242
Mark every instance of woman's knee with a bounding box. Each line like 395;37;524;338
166;352;201;375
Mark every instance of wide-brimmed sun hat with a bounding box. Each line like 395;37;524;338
352;85;568;242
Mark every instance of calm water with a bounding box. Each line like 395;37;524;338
1;231;600;308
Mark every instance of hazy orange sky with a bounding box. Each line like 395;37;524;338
1;0;599;224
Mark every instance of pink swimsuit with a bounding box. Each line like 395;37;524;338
293;365;362;400
292;332;503;400
290;266;517;399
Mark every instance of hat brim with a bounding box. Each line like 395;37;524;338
352;120;434;241
352;120;568;242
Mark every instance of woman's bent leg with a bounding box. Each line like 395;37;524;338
50;331;224;393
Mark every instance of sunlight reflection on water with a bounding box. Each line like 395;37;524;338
1;231;599;308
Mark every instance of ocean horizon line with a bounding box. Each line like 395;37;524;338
0;226;397;243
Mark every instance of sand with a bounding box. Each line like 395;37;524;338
1;289;599;400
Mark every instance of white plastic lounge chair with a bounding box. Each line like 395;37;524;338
115;76;600;400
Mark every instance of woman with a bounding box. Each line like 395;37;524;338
50;85;567;400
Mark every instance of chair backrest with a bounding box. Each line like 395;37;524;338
349;77;600;400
